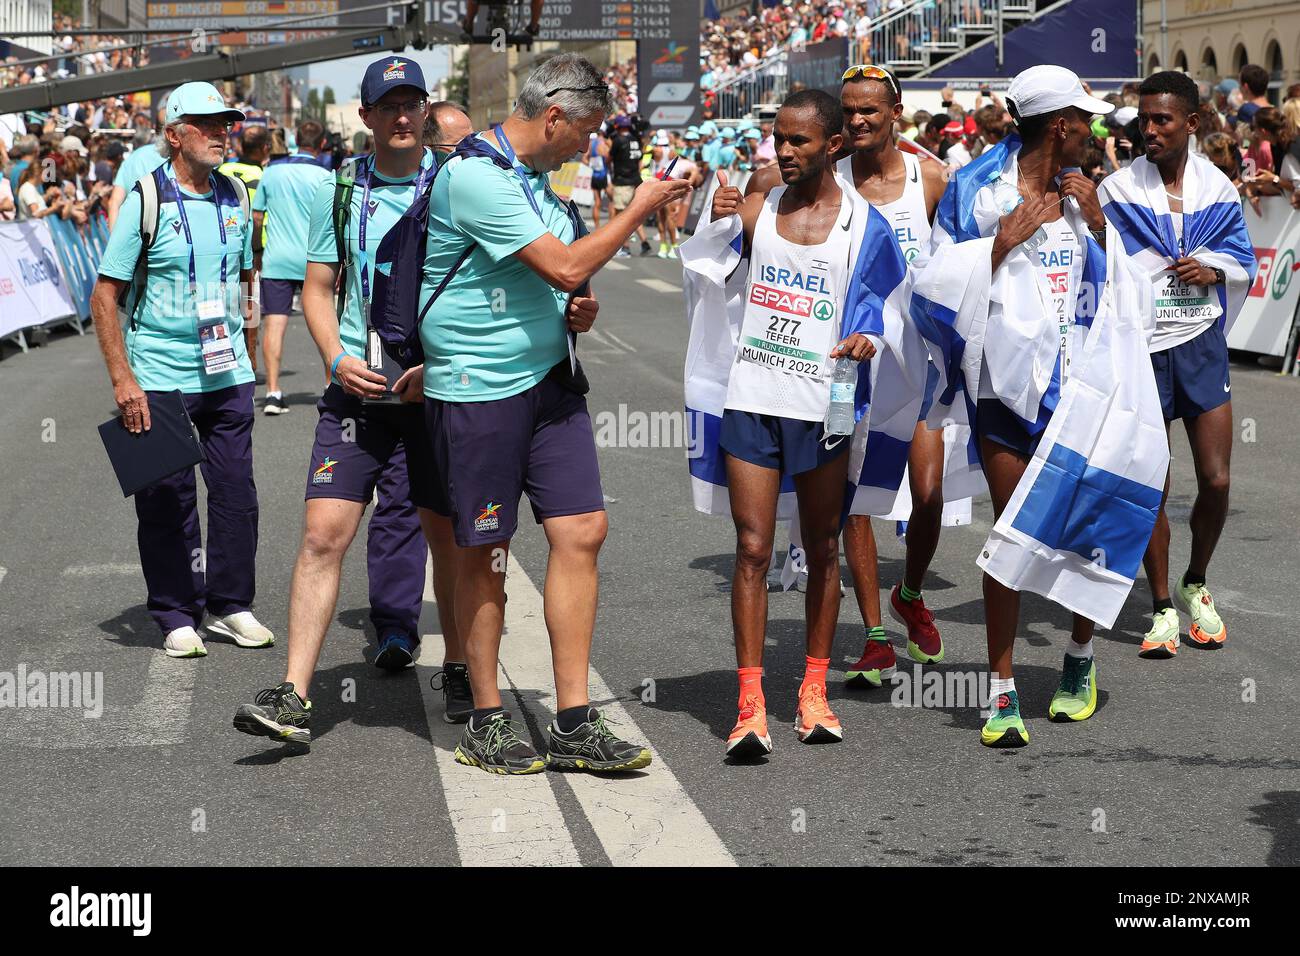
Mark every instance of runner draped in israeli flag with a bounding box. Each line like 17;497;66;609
1097;71;1257;660
681;175;920;520
909;65;1170;749
680;90;922;759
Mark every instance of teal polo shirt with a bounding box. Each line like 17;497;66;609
113;143;165;191
253;151;332;281
306;149;437;364
98;162;255;394
419;134;576;402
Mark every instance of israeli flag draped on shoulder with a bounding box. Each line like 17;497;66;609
907;133;1104;500
976;197;1169;629
679;182;915;518
1097;152;1257;338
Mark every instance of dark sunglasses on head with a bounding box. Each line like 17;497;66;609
545;84;608;98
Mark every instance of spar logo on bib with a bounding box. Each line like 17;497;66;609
750;283;812;317
812;299;835;321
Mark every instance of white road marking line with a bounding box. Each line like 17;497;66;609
636;277;682;294
0;566;6;589
586;328;633;354
600;329;637;353
500;554;735;867
414;558;580;867
62;563;143;576
603;260;630;271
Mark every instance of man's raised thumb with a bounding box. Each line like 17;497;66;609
716;169;728;188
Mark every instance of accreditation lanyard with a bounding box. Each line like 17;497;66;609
491;124;582;236
168;171;228;298
355;150;436;305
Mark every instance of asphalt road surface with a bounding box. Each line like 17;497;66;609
2;248;1298;867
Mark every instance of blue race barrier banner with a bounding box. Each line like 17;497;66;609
0;219;81;339
46;215;101;320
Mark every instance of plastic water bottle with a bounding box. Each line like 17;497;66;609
826;357;857;436
991;178;1047;253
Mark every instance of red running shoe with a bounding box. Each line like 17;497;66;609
844;638;897;688
890;585;944;663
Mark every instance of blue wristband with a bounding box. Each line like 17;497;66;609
329;351;346;381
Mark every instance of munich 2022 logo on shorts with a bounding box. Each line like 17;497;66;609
474;502;501;533
313;456;338;485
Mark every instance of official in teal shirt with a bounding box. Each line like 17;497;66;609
89;81;273;658
251;121;334;410
108;141;166;230
306;147;437;363
414;54;689;777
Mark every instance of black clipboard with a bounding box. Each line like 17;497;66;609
97;390;206;497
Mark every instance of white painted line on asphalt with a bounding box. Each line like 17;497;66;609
636;277;682;294
415;558;580;867
586;328;631;353
0;566;6;589
603;260;630;271
62;563;143;576
600;329;637;353
500;554;735;867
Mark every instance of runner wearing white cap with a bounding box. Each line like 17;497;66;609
913;64;1113;748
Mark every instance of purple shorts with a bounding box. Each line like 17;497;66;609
260;277;302;316
306;384;447;514
424;376;605;548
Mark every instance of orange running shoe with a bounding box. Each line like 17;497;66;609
889;585;944;663
794;682;843;744
726;694;772;759
845;638;897;688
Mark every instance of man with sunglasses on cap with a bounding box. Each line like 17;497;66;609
827;64;956;693
419;53;689;774
91;82;272;660
233;56;467;749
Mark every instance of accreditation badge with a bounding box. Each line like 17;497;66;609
197;299;237;375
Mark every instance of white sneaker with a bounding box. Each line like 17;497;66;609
164;626;207;658
206;611;275;648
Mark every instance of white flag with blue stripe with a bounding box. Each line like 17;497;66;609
977;222;1168;628
1097;152;1257;338
680;195;918;520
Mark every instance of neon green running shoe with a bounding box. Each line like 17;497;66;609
1174;576;1226;646
1048;655;1097;722
980;689;1029;748
1139;608;1180;658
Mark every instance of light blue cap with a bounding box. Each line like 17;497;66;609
164;81;245;124
699;121;718;135
720;126;736;140
743;127;761;140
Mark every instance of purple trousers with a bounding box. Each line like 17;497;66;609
366;444;428;641
136;382;258;634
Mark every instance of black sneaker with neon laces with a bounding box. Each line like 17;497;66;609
545;707;652;772
454;711;546;775
430;662;473;724
233;682;311;746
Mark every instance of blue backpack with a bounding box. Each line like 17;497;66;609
368;130;588;368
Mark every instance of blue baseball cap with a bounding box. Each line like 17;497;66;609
720;126;736;140
699;121;718;136
743;127;761;140
164;82;245;125
361;56;427;107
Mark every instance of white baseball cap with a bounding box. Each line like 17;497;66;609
1005;65;1113;120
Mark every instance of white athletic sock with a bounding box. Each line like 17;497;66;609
990;676;1015;697
1067;639;1094;659
267;390;282;399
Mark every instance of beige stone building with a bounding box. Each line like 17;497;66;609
466;40;637;129
1143;0;1299;97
